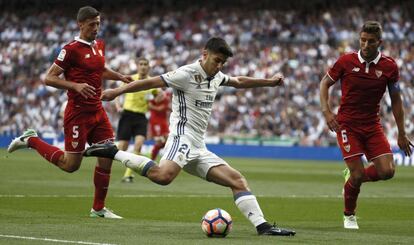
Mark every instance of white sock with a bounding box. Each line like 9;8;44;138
114;151;152;170
234;192;266;227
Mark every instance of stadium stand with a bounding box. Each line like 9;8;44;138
1;0;413;147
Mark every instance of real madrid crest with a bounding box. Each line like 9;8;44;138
194;74;202;89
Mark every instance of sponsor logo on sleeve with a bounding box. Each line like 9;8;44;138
57;49;66;61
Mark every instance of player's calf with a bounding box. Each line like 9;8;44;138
84;143;156;176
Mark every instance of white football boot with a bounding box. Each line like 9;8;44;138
90;207;123;219
7;129;38;153
343;214;359;229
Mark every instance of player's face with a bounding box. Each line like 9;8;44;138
359;32;381;61
79;16;101;42
137;60;150;76
202;51;228;76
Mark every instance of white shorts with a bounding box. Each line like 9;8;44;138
160;135;228;179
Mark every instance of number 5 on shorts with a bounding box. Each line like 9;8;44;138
73;125;79;139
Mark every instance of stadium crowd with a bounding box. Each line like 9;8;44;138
1;0;413;146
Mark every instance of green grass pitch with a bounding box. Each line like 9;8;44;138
1;149;413;244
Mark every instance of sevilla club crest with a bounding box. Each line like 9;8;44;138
375;70;382;78
343;144;351;153
71;141;79;149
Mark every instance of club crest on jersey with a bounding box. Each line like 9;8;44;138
352;67;360;72
375;70;382;78
194;74;202;89
85;54;90;59
343;144;351;153
71;141;78;149
57;49;66;61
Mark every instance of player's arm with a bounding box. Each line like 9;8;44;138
44;64;96;99
102;65;133;83
101;76;165;101
319;74;339;132
389;87;413;156
225;74;284;88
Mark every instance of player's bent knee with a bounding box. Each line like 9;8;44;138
378;168;395;180
155;171;176;185
62;164;81;173
350;171;364;184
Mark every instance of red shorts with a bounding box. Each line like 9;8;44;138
64;108;114;153
149;121;169;138
336;121;392;161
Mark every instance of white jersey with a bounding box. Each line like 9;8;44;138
160;61;230;146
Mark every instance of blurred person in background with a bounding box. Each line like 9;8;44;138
115;57;157;183
148;88;171;161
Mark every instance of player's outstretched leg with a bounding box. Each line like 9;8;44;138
84;143;155;176
7;129;38;153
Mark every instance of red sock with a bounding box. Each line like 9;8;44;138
363;164;380;182
343;180;360;215
93;166;111;211
151;142;165;160
28;137;64;165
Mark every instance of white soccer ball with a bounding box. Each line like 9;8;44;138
201;208;232;237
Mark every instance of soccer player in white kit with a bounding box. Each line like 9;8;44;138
84;37;296;236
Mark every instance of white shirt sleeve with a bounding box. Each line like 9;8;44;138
218;72;230;86
160;68;190;91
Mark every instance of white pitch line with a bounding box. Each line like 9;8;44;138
0;194;413;198
0;234;117;245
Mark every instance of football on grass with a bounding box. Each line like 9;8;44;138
201;208;232;237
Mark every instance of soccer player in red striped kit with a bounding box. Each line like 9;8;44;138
320;21;413;229
8;6;132;218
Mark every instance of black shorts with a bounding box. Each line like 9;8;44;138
117;110;148;141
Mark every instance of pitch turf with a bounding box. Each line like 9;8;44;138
0;149;413;244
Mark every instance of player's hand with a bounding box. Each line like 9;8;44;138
101;88;120;101
323;110;339;132
271;74;284;86
121;75;134;83
73;83;96;99
397;133;414;156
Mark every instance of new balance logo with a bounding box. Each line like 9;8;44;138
352;67;360;72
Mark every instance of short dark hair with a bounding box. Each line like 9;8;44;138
137;57;149;63
205;37;233;57
361;21;382;40
77;6;100;23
